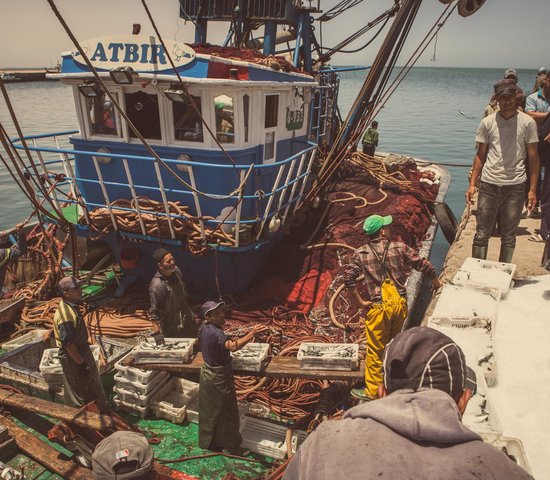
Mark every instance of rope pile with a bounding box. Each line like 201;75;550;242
86;196;239;255
85;294;154;338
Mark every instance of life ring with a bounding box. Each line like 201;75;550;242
457;0;486;17
434;202;458;244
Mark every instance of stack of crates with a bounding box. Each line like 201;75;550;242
112;356;170;418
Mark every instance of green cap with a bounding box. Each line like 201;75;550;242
363;214;393;235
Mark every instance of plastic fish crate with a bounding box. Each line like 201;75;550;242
151;377;200;424
114;355;161;384
462;367;502;436
114;370;170;395
39;346;100;387
132;338;197;365
1;329;49;352
481;436;533;475
230;343;270;372
430;324;497;387
113;395;149;419
453;257;516;296
113;375;168;408
429;284;500;328
297;343;359;371
186;400;248;426
240;414;307;460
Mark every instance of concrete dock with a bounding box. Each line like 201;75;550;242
422;197;549;478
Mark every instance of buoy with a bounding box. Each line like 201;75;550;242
457;0;486;17
434;202;458;244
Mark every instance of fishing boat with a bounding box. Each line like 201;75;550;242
0;1;490;478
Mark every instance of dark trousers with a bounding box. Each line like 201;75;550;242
541;166;550;239
362;143;375;156
474;181;525;248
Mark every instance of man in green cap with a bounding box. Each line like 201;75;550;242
343;214;441;401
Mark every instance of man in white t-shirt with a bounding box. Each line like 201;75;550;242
466;80;540;262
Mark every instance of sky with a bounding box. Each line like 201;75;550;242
0;0;548;70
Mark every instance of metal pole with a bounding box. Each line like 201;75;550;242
153;162;176;239
91;156;118;231
122;158;147;236
256;164;285;241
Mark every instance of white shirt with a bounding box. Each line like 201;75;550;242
475;111;538;185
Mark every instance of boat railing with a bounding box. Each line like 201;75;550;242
12;131;318;248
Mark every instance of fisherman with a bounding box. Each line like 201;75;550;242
282;327;533;480
361;121;379;156
525;69;550;242
198;300;268;454
343;214;441;401
53;275;108;410
0;225;26;297
467;80;540;262
503;68;526;111
149;248;196;339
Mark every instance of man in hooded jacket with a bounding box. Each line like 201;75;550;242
282;327;533;480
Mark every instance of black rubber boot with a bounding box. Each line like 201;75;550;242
498;245;515;263
472;245;488;260
542;240;550;271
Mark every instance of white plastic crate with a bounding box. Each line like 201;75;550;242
1;329;49;352
115;355;161;384
114;370;170;395
151;377;200;424
430;324;497;387
240;414;307;459
429;284;500;327
39;346;100;387
453;257;516;296
113;395;149;418
133;338;197;365
297;343;359;371
113;375;168;408
462;368;502;436
230;343;270;372
481;436;532;475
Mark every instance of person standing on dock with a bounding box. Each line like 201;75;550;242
53;275;108;410
525;69;550;243
0;225;26;297
467;80;540;262
361;121;379;156
197;300;268;455
343;214;441;401
282;327;533;480
148;248;197;339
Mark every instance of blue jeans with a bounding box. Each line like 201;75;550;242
474;181;526;248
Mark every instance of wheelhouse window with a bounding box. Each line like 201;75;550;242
125;90;161;140
173;95;203;142
214;94;235;144
265;94;279;128
81;90;119;137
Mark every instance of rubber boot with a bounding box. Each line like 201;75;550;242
541;240;550;271
498;245;515;263
472;245;488;260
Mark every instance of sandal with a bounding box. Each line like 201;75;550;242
528;233;545;243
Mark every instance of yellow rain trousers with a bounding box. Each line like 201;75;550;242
364;278;408;398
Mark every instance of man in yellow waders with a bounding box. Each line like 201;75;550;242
344;215;441;401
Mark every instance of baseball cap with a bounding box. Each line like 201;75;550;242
57;276;82;293
200;300;225;318
383;327;477;398
503;68;517;80
92;431;154;480
538;67;547;74
363;214;393;235
493;79;517;98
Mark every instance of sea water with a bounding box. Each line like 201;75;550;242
0;67;540;268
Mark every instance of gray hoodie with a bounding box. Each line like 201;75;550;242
283;389;533;480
